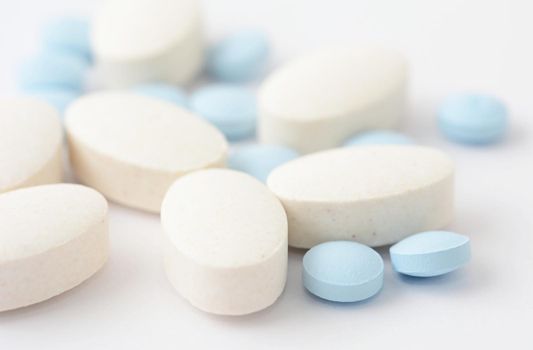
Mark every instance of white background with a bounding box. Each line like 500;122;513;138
1;0;532;348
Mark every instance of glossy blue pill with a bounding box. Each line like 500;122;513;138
228;144;299;182
303;241;384;303
24;88;80;114
43;18;92;62
207;30;269;82
190;85;256;141
132;83;188;107
438;94;508;145
390;231;471;277
344;130;414;146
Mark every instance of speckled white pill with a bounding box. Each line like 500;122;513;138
258;46;408;153
65;91;227;213
0;98;62;194
161;169;288;315
267;146;454;248
0;184;108;312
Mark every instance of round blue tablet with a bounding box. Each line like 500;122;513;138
207;30;269;82
390;231;471;277
43;18;92;63
438;94;508;145
132;83;188;107
24;87;80;114
190;85;256;141
303;241;384;303
228;144;299;182
344;130;414;146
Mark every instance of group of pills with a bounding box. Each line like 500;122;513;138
1;0;508;315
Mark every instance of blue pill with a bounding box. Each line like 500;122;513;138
19;51;88;91
303;241;384;303
228;144;299;182
24;88;80;114
207;30;269;82
390;231;471;277
344;130;414;146
190;85;256;141
43;18;92;63
438;94;508;145
132;83;188;107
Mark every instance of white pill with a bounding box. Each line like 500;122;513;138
0;184;108;312
65;91;227;213
258;46;408;153
0;98;62;194
91;0;204;87
267;146;453;248
161;169;287;315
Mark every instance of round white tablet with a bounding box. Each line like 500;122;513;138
91;0;204;87
161;169;288;315
0;98;62;194
65;91;227;213
0;184;109;312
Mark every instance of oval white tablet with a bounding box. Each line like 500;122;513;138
0;184;108;312
0;98;62;194
161;169;288;315
65;91;227;213
91;0;204;87
258;46;408;153
267;146;454;248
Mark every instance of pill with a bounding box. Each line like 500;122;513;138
91;0;204;87
0;98;63;194
65;91;227;213
43;17;92;63
132;83;188;107
0;184;109;312
390;231;471;277
267;146;454;248
190;85;256;140
344;130;414;146
228;144;299;182
207;30;269;82
438;94;508;145
259;46;408;153
303;241;383;302
24;87;80;114
19;51;88;91
161;169;287;315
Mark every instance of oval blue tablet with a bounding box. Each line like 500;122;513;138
303;241;384;303
24;87;80;114
207;30;269;82
438;94;508;145
390;231;471;277
190;85;256;141
344;130;414;146
132;83;188;107
43;18;92;63
228;144;299;182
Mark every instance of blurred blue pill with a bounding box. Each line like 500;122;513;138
344;130;414;146
43;18;92;62
207;30;269;82
132;83;188;107
229;144;299;182
438;94;508;145
24;87;80;114
190;84;256;141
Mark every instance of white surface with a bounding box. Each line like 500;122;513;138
0;0;532;348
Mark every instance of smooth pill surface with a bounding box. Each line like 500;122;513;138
303;241;383;302
190;85;256;140
228;144;299;182
390;231;471;277
0;184;109;312
344;130;414;146
92;0;204;87
24;87;80;114
207;30;269;82
132;83;188;107
65;91;227;213
267;146;454;248
259;46;408;153
438;94;508;145
0;98;62;194
43;18;92;62
161;169;288;315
